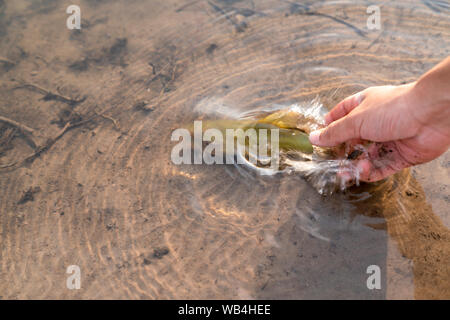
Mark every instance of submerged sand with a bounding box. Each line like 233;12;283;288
0;0;449;299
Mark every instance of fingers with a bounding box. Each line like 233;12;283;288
309;115;361;147
325;91;365;125
309;91;365;147
352;142;412;182
355;159;399;182
335;156;398;185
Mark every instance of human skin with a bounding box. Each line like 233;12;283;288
309;56;450;182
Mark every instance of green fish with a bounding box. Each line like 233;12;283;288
191;108;315;154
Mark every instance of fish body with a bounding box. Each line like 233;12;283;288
193;108;317;154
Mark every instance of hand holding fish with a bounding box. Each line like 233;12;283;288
309;56;450;182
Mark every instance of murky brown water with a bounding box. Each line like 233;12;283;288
0;0;449;299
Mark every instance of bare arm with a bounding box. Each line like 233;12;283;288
309;57;450;182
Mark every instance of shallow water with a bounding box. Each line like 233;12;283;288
0;0;449;299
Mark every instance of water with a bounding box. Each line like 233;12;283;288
0;0;449;299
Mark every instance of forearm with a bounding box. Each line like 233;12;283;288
410;56;450;130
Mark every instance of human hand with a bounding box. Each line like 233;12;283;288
308;83;450;182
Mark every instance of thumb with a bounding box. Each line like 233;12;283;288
309;115;361;147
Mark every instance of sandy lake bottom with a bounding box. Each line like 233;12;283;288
0;0;449;299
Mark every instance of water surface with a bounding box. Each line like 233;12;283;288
0;0;449;299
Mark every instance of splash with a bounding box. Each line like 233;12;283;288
194;98;365;195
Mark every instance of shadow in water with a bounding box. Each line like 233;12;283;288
349;170;450;299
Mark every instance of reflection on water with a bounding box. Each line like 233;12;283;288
0;0;449;299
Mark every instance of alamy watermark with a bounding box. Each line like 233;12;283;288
366;264;381;290
66;5;81;30
171;121;280;169
366;5;381;30
66;265;81;290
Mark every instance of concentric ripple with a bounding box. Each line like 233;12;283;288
0;0;449;299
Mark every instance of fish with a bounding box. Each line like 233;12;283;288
189;104;367;194
192;108;319;154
